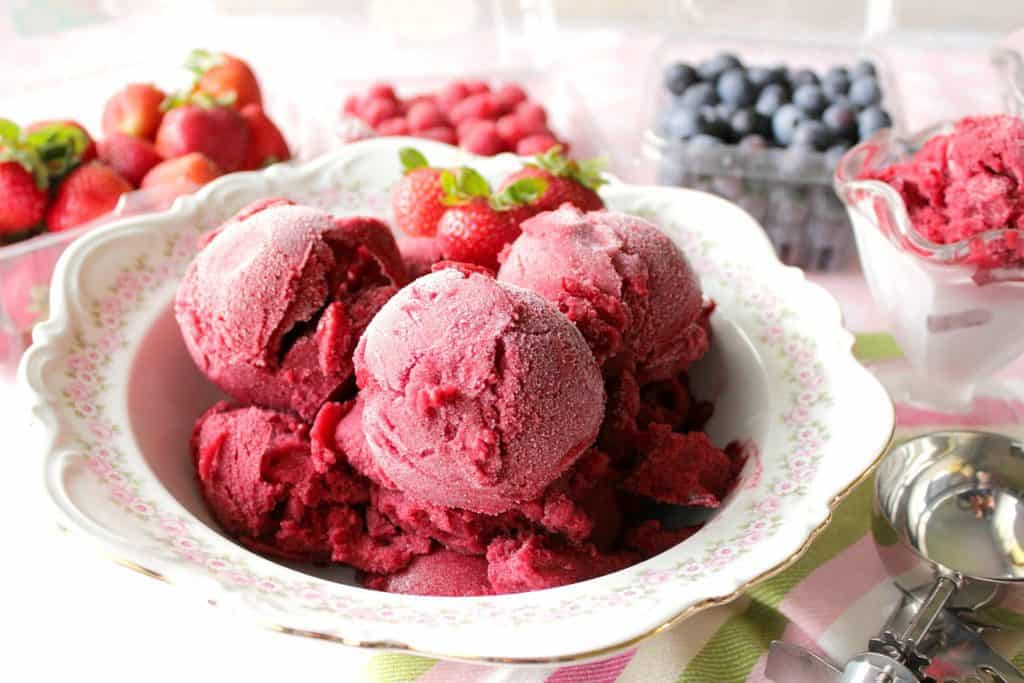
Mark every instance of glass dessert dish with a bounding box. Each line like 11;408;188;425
835;123;1024;410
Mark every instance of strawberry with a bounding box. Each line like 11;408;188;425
0;119;49;235
435;167;547;269
187;49;262;109
46;162;132;232
499;146;605;215
102;83;166;140
98;133;163;186
155;99;249;172
141;152;221;189
391;148;446;237
239;104;290;170
26;120;96;163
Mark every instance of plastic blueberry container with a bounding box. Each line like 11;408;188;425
642;34;903;272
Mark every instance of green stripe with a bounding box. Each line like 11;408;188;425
1013;651;1024;671
364;654;437;682
852;333;903;362
678;600;787;682
679;475;877;682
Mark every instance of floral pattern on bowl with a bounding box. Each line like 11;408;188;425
22;137;894;663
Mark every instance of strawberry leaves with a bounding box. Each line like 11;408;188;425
185;48;226;76
439;167;491;206
491;176;546;210
530;145;606;191
160;89;236;112
25;122;91;184
0;118;49;190
439;166;546;211
399;147;429;174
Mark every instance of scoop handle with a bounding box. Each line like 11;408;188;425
898;575;959;649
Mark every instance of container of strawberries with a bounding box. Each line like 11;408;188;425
0;49;292;377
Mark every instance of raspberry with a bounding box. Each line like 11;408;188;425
456;119;487;141
417;126;457;145
515;101;548;131
463;79;490;95
377;117;410;135
516;134;560;156
460;121;507;156
449;93;500;125
361;97;401;127
496;115;527;146
342;94;360;115
367;82;397;102
406;101;447;132
494;83;528;113
437;82;471;111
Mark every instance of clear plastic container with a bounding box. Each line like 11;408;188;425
835;124;1024;410
0;4;608;376
993;29;1024;117
642;34;903;271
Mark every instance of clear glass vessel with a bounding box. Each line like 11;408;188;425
835;124;1024;410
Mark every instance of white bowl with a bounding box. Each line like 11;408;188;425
22;137;893;664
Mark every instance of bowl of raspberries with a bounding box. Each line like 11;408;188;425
647;46;898;272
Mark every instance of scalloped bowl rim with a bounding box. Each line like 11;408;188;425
21;137;894;664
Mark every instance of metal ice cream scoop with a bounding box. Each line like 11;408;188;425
767;431;1024;683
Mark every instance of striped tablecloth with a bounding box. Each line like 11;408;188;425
353;334;1024;683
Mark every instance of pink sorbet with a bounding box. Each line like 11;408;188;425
191;401;430;573
175;198;407;420
363;549;493;597
498;205;709;383
859;115;1024;266
354;267;605;514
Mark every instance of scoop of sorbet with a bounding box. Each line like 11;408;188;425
354;267;605;514
175;198;407;420
190;402;429;573
498;205;708;383
859;115;1024;263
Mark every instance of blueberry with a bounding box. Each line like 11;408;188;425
822;70;850;100
746;66;775;89
665;108;704;139
717;68;756;107
824;143;851;170
730;108;771;139
688;134;724;155
792;120;831;151
849;76;882;108
777;147;820;181
738;134;769;151
772;103;806;146
678;81;719;109
716;102;739;120
698;106;734;142
857;106;892;139
756;83;790;117
664;61;699;96
697;52;743;83
851;59;877;79
787;67;819;88
822;103;858;140
793;84;828;117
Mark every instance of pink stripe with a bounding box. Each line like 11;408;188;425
745;535;921;682
415;660;492;683
545;649;637;683
895;397;1024;428
747;624;821;682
